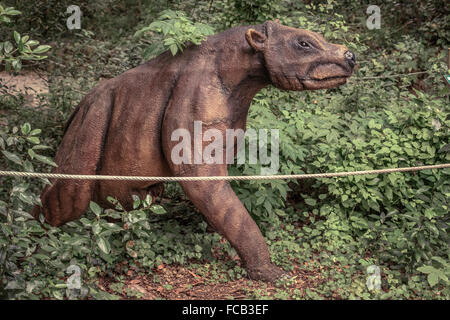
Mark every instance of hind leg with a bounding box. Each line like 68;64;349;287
31;86;115;226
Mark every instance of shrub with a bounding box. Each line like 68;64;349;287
134;9;215;59
0;5;51;72
1;0;449;299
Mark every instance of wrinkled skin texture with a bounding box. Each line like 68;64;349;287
31;21;355;282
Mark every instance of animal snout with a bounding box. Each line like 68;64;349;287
344;51;356;68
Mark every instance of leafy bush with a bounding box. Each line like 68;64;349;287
0;0;449;300
417;257;450;288
227;0;449;297
211;0;282;28
249;88;449;266
135;9;214;59
0;5;51;72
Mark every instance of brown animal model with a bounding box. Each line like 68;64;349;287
31;21;355;282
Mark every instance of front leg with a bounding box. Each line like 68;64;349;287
178;165;286;282
160;87;285;281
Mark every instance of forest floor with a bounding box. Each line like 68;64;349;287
0;71;49;107
96;261;332;300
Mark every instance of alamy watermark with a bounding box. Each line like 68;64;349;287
170;121;279;175
366;265;381;290
66;264;89;299
66;5;81;30
366;5;381;30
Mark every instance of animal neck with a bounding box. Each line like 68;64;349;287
210;25;270;108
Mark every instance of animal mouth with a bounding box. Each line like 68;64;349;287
297;63;352;90
271;63;352;91
295;74;350;91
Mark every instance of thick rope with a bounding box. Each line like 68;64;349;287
0;163;449;182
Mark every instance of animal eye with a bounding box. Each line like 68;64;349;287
298;41;310;48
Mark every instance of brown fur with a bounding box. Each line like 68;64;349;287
31;21;355;282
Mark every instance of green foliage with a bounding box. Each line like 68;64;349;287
0;4;20;23
226;0;449;298
211;0;282;29
1;0;449;300
0;5;51;72
247;88;449;269
0;123;57;298
417;257;450;288
135;9;215;59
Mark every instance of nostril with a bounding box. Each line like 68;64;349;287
344;51;356;67
345;51;356;61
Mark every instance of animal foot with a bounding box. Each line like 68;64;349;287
246;263;289;283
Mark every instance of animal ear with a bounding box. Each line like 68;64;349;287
245;28;267;52
274;18;280;24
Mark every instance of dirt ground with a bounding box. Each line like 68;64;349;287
96;262;331;300
0;70;49;107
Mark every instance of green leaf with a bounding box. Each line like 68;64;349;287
305;198;316;206
26;137;40;144
11;59;22;72
97;237;111;254
427;273;439;287
25;39;39;47
23;159;34;172
150;204;166;214
90;201;102;216
3;41;13;53
0;16;11;23
33;45;51;54
2;150;22;165
18;192;34;205
32;144;51;150
143;43;162;59
431;256;448;267
80;218;92;227
13;31;20;44
21;123;31;135
33;154;57;167
169;43;178;56
134;26;153;37
29;129;41;136
417;266;436;274
92;222;101;235
5;9;21;15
